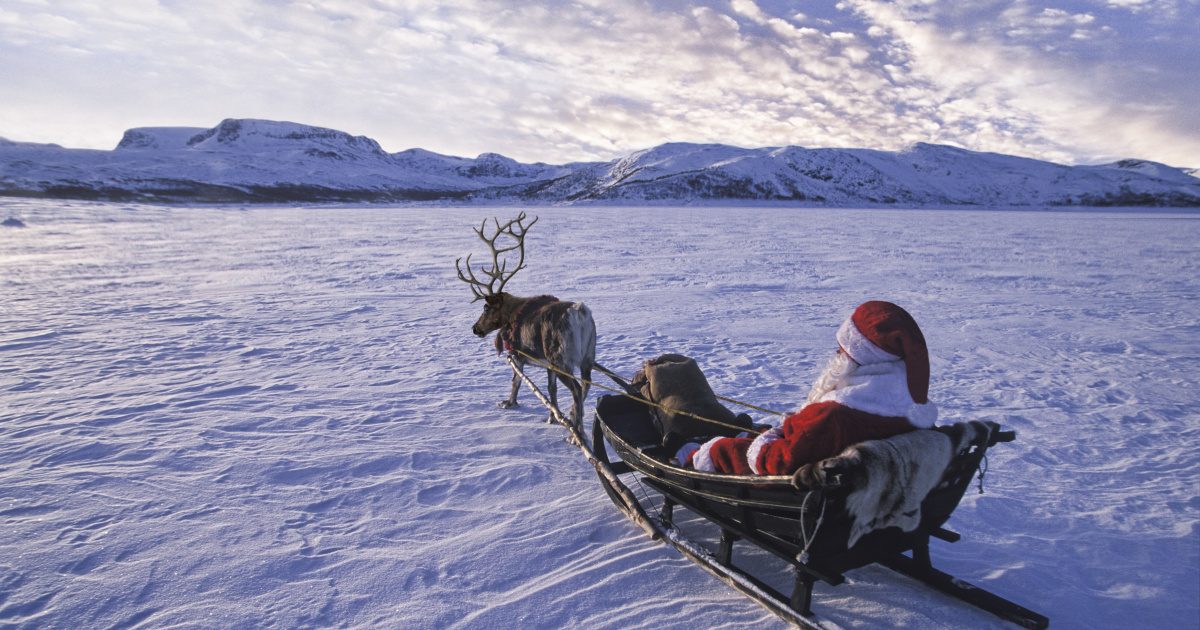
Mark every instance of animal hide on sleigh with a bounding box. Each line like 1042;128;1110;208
824;423;984;547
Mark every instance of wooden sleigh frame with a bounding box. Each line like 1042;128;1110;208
590;394;1050;629
502;356;1048;628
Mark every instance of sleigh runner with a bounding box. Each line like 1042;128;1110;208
500;356;1047;628
590;393;1049;629
459;213;1046;628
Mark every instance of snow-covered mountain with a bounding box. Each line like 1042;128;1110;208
490;141;1200;207
2;118;1197;206
0;119;573;203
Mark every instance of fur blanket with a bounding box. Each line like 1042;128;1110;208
831;422;984;546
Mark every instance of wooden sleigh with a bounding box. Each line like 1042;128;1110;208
461;213;1047;627
589;393;1050;629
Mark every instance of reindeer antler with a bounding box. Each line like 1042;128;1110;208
456;211;538;301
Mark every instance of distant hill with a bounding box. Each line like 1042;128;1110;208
2;118;1197;206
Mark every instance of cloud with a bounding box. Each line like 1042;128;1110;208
840;0;1200;166
1101;0;1170;13
0;0;1195;166
729;0;770;24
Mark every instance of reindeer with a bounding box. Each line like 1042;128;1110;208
456;212;597;427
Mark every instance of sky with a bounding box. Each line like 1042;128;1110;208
1;0;1197;166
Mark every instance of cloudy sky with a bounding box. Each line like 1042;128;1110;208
1;0;1197;166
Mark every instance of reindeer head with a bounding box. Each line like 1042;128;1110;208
470;292;512;337
456;212;538;337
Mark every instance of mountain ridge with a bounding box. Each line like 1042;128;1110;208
2;118;1197;206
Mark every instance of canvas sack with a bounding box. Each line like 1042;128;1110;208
631;353;752;448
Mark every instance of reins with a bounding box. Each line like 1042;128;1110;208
712;392;790;419
506;346;786;436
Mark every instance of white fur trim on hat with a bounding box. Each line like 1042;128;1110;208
812;359;937;426
836;317;900;366
692;437;724;472
746;427;782;475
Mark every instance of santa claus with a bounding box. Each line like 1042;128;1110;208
677;300;938;475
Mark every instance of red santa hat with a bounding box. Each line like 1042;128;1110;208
835;300;937;427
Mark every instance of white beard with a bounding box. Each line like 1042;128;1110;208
803;350;938;427
806;350;857;405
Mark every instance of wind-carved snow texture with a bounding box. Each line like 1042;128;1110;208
1;201;1197;629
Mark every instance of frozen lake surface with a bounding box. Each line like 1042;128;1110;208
1;200;1197;628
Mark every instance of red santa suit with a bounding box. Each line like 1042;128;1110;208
685;301;939;476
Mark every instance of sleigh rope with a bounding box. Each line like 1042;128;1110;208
459;213;1047;629
506;346;784;436
504;348;1045;628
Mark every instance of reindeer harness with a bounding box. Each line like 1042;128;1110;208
495;295;561;355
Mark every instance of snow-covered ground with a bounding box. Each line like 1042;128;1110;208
1;200;1197;629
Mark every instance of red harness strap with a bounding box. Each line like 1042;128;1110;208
497;295;560;355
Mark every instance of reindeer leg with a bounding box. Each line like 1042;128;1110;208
579;361;592;415
573;377;586;429
546;368;560;424
555;373;584;429
500;361;522;409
